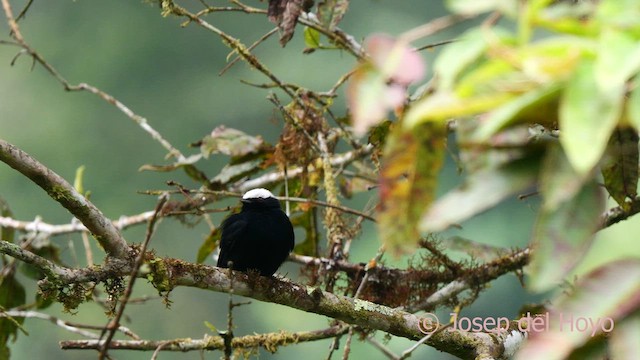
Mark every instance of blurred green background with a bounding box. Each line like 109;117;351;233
2;1;639;359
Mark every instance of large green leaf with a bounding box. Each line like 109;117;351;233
433;28;491;91
517;259;640;360
538;144;590;212
419;157;539;233
559;59;624;175
595;28;640;94
527;181;604;292
378;123;446;254
472;83;561;141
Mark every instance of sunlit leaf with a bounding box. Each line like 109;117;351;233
73;165;86;195
517;259;640;359
433;28;490;91
473;83;561;141
534;2;599;36
559;59;624;174
595;28;640;94
455;58;525;98
515;37;587;83
419;156;539;233
317;0;349;30
379;123;446;254
627;77;640;131
527;181;604;292
595;0;640;30
446;0;518;17
303;26;321;49
404;91;514;127
601;127;639;210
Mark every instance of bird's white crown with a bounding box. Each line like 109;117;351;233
242;188;275;200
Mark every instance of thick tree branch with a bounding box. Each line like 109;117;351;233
0;241;523;358
0;140;131;259
144;259;502;359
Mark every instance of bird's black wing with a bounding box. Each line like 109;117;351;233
217;214;249;269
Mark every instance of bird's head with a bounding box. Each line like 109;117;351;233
241;188;281;209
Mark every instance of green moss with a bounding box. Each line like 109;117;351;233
146;258;174;306
47;185;73;202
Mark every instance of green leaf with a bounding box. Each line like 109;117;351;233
73;165;86;195
473;82;562;141
595;0;640;29
378;122;446;254
518;259;640;359
527;181;604;292
303;26;321;49
433;28;490;91
317;0;349;30
419;156;539;233
0;198;14;244
197;227;221;264
539;144;589;212
446;0;518;16
559;59;624;174
595;28;640;94
601;127;639;210
404;91;515;127
627;82;640;130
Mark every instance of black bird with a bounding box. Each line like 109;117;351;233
217;188;294;276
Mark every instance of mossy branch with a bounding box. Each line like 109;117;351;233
0;140;131;259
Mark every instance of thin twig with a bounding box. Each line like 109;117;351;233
63;325;349;352
1;310;140;340
1;0;184;160
219;27;278;76
367;335;400;360
98;194;168;360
